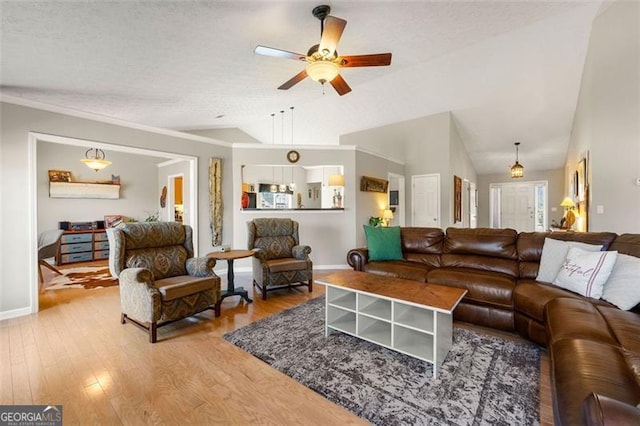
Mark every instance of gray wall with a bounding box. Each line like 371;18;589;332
0;101;232;316
476;169;565;228
566;0;640;234
38;142;162;230
187;128;260;144
341;111;477;228
354;151;406;247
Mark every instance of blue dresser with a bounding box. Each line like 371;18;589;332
57;230;110;264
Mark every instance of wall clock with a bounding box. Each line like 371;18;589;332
287;150;300;163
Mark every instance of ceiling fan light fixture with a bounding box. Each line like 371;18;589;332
306;60;339;84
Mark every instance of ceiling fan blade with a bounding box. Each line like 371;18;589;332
254;45;306;61
278;70;308;90
339;53;392;67
318;16;347;58
330;74;352;96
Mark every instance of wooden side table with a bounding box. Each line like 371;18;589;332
207;249;254;303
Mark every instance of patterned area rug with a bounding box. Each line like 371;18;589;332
46;266;118;290
224;296;541;425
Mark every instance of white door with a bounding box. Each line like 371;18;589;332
412;174;440;227
501;183;535;231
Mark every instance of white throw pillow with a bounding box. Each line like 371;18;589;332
536;238;603;283
602;253;640;310
553;247;618;299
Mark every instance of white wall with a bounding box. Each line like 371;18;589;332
566;0;640;234
37;142;161;230
476;169;565;228
232;145;357;269
449;118;478;227
0;101;232;317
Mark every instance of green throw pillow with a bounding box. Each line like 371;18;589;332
364;225;403;261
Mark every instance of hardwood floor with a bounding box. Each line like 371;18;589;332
3;265;553;425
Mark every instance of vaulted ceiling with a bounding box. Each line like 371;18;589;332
0;1;605;173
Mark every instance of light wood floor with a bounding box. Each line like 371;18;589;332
2;264;553;425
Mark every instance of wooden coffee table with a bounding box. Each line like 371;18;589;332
316;270;467;378
207;249;254;303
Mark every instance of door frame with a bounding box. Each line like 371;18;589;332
28;132;198;313
489;180;548;231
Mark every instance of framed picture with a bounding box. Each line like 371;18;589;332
453;175;462;223
389;190;399;206
360;176;389;193
104;215;124;228
577;158;587;202
48;170;72;182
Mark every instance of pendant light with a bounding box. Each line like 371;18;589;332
510;142;524;178
288;106;296;191
270;113;278;192
81;148;112;172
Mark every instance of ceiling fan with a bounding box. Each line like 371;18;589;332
254;4;392;96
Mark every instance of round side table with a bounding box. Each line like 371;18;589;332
207;249;254;303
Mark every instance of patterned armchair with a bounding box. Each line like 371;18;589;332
108;222;221;343
247;218;313;300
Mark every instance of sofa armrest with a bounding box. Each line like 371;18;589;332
119;268;161;323
292;245;312;260
253;248;268;263
186;257;217;277
347;248;369;271
582;392;640;426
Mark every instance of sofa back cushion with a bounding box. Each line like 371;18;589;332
401;227;443;268
442;228;519;277
610;234;640;257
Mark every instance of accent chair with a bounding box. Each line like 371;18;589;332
247;217;313;300
108;222;221;343
38;229;64;287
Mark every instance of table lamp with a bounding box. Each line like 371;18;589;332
560;197;576;229
382;209;394;227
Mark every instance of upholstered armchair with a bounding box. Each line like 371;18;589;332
247;218;313;300
38;229;64;287
108;222;221;343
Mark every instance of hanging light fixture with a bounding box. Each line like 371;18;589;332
269;113;278;192
81;148;112;172
289;106;296;191
510;142;524;178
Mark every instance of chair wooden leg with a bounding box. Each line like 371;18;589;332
149;322;157;343
120;313;126;324
262;286;267;300
308;279;313;293
39;260;63;275
214;301;221;317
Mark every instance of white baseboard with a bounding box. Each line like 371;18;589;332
0;306;32;321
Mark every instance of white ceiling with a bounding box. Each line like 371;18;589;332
0;1;604;174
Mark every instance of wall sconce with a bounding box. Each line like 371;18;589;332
382;209;394;227
81;148;112;172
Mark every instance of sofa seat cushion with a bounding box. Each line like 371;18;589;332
155;275;216;301
550;338;640;426
363;261;429;283
545;298;618;346
265;258;310;273
514;280;611;324
427;268;515;308
597;306;640;353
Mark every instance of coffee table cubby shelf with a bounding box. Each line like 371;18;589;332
325;285;454;378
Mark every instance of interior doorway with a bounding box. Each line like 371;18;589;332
29;132;198;313
388;173;405;227
490;181;548;232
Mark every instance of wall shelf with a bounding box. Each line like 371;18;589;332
49;182;120;199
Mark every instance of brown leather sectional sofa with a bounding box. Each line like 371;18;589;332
347;227;640;425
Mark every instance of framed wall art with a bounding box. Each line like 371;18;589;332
48;170;72;182
453;175;462;223
360;176;388;193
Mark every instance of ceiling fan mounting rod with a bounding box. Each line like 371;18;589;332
313;4;331;37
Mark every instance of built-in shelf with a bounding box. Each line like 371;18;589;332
49;182;120;199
